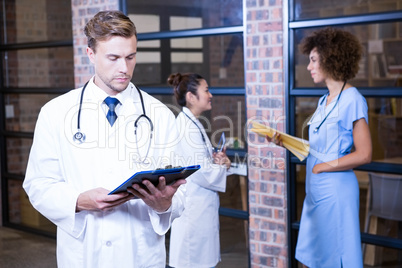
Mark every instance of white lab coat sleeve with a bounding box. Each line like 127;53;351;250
148;184;186;235
145;102;186;234
189;155;227;192
177;113;227;193
23;105;87;238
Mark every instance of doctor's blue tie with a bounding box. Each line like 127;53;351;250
104;97;120;126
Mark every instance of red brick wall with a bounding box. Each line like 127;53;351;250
245;0;288;267
71;1;119;88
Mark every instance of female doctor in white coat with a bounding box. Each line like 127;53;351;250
168;73;231;268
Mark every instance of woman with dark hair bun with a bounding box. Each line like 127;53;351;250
167;72;231;268
268;28;372;268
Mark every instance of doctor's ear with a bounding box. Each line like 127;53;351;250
185;91;197;106
86;47;96;64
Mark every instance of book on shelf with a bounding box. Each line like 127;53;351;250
250;121;310;161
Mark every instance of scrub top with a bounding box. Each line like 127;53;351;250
295;87;367;268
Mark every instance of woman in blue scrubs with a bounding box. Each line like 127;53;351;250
270;28;372;267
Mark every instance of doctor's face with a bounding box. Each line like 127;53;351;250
87;35;137;96
194;79;212;113
307;48;327;84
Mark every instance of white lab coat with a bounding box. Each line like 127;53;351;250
169;107;227;268
23;78;186;268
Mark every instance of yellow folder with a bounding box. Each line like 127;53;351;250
250;121;310;161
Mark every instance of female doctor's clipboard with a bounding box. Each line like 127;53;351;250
109;165;200;194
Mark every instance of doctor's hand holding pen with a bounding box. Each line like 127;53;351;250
212;149;231;170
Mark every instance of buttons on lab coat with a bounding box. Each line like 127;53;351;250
106;241;112;247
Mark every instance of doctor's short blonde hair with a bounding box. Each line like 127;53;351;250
84;10;137;53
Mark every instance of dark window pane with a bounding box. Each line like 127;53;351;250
6;137;32;175
127;0;242;29
362;244;402;267
295;164;306;221
220;175;248;211
295;97;402;163
2;47;74;88
9;179;56;233
0;0;72;43
219;215;249;267
294;23;402;88
295;0;402;20
134;34;244;87
5;94;60;132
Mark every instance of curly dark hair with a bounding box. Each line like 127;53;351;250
167;73;205;107
299;27;362;81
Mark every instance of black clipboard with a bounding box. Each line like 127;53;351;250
108;165;200;194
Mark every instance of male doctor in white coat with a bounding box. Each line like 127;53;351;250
23;10;186;268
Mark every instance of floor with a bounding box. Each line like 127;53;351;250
1;226;401;268
0;226;247;268
0;227;56;268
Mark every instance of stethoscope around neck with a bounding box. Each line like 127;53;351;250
182;111;212;158
73;81;154;163
312;81;346;133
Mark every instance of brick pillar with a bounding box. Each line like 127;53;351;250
245;0;288;267
71;0;119;88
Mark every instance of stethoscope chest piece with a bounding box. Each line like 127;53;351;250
73;131;86;144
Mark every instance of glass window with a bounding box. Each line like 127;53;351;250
295;97;402;163
133;33;244;87
219;215;249;267
6;137;32;175
10;179;56;233
0;0;72;43
294;23;402;88
127;0;242;29
220;175;248;211
153;94;246;149
5;94;60;132
127;2;247;265
2;47;74;88
1;0;72;236
362;244;402;267
165;214;249;267
129;14;161;48
294;0;402;20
